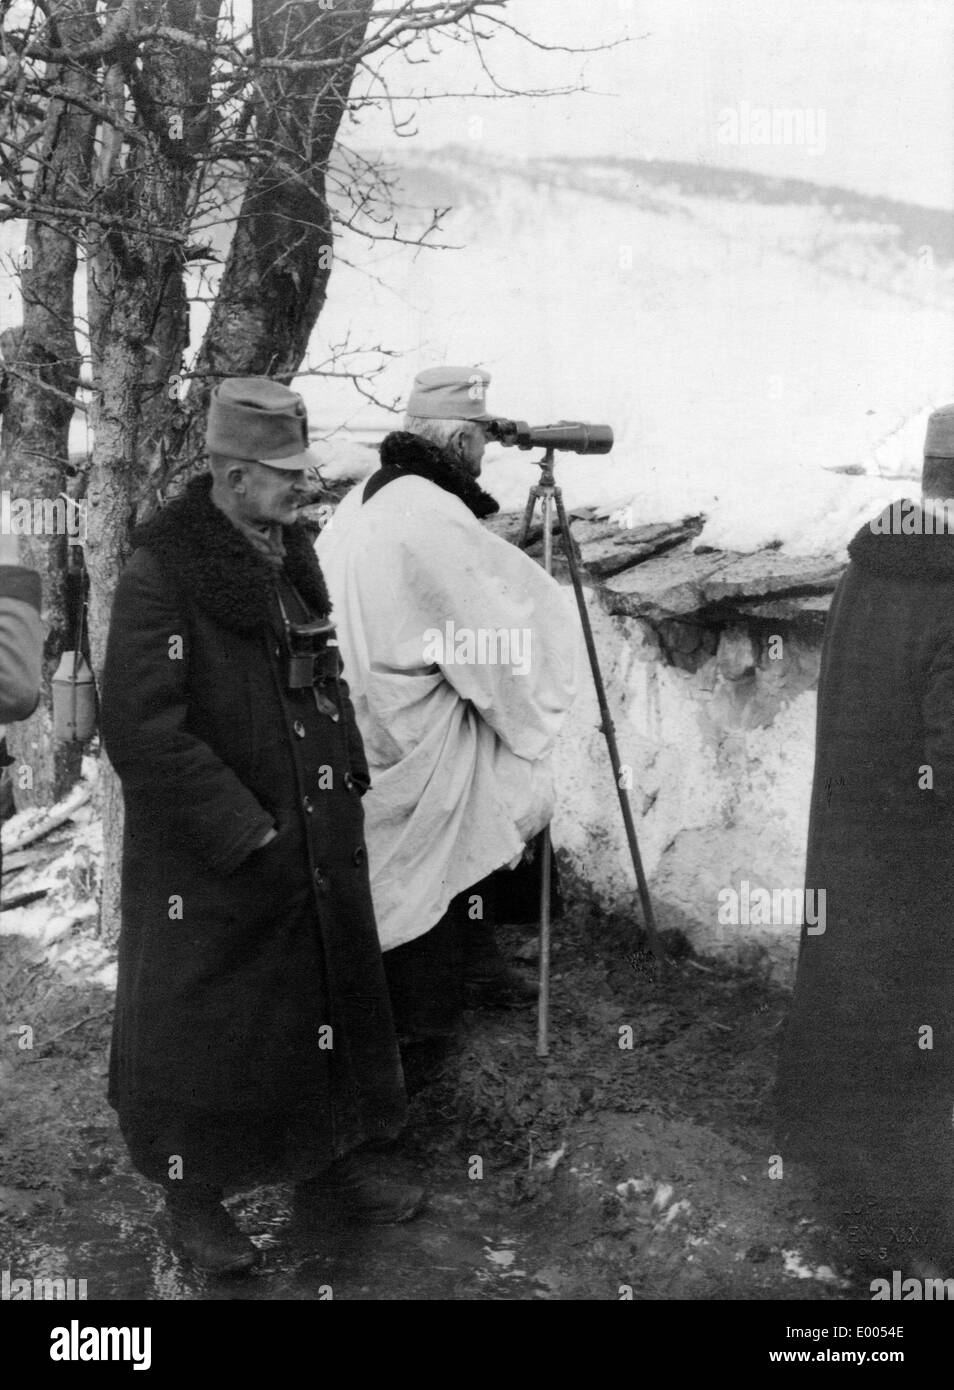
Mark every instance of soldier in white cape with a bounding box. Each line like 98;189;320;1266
317;366;579;1081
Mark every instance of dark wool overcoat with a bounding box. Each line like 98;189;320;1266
776;501;954;1238
100;474;406;1185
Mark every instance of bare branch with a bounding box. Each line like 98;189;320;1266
2;360;91;413
0;192;187;242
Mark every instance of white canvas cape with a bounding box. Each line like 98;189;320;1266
316;474;579;950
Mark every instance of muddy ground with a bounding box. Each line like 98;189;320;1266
0;903;885;1302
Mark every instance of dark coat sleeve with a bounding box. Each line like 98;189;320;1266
100;548;275;874
337;667;371;793
922;627;954;805
0;565;42;724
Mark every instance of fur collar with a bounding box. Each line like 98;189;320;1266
364;431;500;519
133;473;331;633
848;499;954;581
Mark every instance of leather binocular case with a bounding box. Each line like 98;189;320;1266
285;618;340;690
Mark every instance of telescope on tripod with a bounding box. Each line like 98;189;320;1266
487;416;667;1056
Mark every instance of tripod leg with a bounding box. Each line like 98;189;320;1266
553;488;667;976
536;826;552;1058
536;488;555;1055
516;487;539;550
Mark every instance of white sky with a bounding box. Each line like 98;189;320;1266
6;0;949;205
356;0;954;209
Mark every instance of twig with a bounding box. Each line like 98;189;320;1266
0;886;48;911
1;847;47;876
2;785;92;854
38;1009;112;1051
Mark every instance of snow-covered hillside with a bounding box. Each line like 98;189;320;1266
307;151;954;559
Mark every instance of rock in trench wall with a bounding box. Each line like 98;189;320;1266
550;589;821;983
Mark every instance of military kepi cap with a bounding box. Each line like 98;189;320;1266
406;365;492;421
206;377;321;470
925;404;954;459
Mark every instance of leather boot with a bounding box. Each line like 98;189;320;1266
164;1186;259;1275
400;1032;452;1096
464;924;538;1007
295;1152;426;1226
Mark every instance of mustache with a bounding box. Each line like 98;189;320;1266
295;488;338;517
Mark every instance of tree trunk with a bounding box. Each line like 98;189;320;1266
0;0;98;806
86;0;221;944
164;0;376;482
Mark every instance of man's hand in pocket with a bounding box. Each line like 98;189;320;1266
240;822;307;888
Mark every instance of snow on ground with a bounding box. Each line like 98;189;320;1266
1;758;113;988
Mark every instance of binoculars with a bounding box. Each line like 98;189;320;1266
484;419;614;455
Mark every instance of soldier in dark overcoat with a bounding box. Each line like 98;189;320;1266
777;406;954;1276
101;378;421;1273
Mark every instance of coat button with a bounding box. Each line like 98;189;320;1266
293;720;306;738
303;796;314;814
343;772;354;791
352;845;366;867
313;867;329;892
